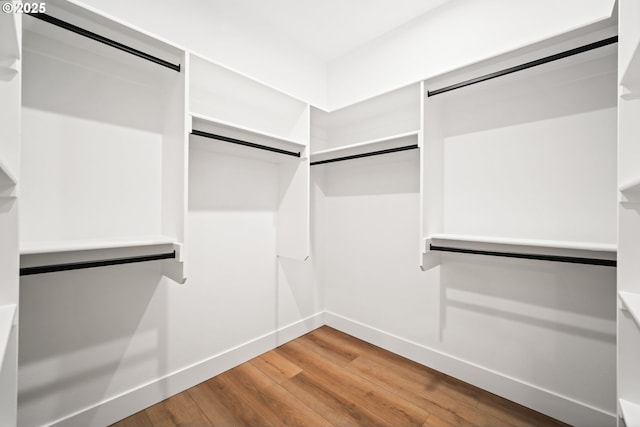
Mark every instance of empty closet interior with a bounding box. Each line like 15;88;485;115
3;1;635;426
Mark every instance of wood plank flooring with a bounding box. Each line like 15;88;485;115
111;326;570;427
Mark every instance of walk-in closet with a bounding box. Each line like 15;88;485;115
0;0;636;426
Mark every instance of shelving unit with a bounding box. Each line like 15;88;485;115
19;0;188;283
421;29;618;269
618;1;640;426
189;53;310;261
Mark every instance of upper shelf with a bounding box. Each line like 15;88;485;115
310;131;419;165
190;113;306;163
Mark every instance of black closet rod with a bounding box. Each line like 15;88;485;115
429;244;616;267
19;251;176;276
191;129;301;157
427;36;618;97
310;144;418;166
27;13;181;72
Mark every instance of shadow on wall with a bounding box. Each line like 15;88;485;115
314;149;420;197
438;253;616;411
18;262;167;427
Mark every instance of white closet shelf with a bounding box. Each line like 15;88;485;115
0;304;16;370
190;113;306;160
310;131;419;165
0;157;17;187
20;236;177;255
425;234;617;253
620;399;640;427
619;291;640;328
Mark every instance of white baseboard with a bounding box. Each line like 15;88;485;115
50;312;324;427
48;311;615;427
324;311;616;427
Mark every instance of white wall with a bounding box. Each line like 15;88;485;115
18;142;324;427
326;0;616;109
75;0;327;107
318;151;617;426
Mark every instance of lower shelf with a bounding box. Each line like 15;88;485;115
620;399;640;427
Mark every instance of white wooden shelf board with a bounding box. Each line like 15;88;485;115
190;112;307;151
20;236;176;255
426;233;616;253
0;157;17;187
620;291;640;329
0;304;16;370
310;131;419;163
620;399;640;427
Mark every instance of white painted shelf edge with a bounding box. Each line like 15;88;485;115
310;130;420;157
190;112;307;149
0;304;16;371
425;233;617;254
0;156;17;187
620;399;640;427
619;291;640;328
20;236;177;255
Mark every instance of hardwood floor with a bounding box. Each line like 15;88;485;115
111;326;570;427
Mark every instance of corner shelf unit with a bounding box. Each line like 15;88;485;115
19;0;188;283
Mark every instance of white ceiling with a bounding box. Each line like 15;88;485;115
221;0;452;61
